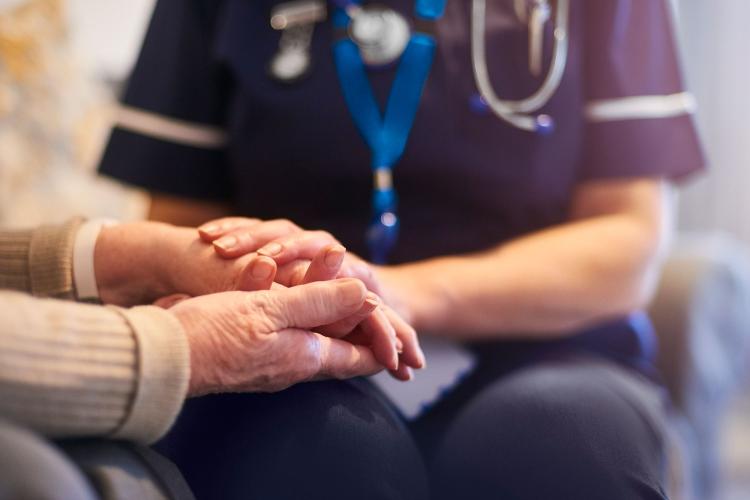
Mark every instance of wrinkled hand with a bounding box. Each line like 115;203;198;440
171;279;391;396
155;247;415;380
197;217;425;379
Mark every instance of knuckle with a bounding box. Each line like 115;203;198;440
404;325;418;341
239;292;255;314
398;322;417;342
268;330;322;387
289;263;308;286
277;219;299;232
299;330;324;379
213;217;233;227
311;230;336;242
246;292;283;331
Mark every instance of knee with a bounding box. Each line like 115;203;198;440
0;421;96;500
431;363;667;500
163;380;428;500
232;380;418;460
254;380;428;499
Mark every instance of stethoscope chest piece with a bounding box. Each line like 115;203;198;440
268;0;327;83
268;40;313;83
348;5;410;67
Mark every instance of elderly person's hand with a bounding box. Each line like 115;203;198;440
169;279;389;395
196;217;425;378
92;220;413;377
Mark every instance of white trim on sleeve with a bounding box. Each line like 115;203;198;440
73;219;118;302
585;92;697;123
115;106;228;149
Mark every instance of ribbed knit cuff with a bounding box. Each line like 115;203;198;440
111;306;190;444
0;229;34;292
0;292;140;439
28;218;85;299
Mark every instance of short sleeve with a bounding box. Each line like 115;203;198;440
98;0;233;201
580;0;705;182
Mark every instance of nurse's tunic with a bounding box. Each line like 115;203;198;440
100;0;704;374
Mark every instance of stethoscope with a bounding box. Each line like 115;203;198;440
471;0;569;134
268;0;570;261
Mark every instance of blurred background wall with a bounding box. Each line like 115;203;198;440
676;0;750;245
673;2;750;497
0;0;151;228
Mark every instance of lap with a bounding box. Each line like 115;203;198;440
155;379;428;500
156;356;670;500
422;357;670;500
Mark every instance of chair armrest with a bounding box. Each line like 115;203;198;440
649;233;750;498
650;233;750;412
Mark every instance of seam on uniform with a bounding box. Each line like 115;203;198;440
115;105;228;149
585;92;697;123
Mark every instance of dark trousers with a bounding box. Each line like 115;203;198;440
156;352;671;500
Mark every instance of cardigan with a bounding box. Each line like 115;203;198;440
0;219;189;444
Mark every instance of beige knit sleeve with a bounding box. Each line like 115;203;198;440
0;218;83;299
0;292;190;444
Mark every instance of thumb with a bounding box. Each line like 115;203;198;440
260;278;367;330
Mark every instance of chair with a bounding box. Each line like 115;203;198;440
650;233;750;499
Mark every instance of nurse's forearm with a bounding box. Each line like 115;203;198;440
386;216;664;338
382;179;672;339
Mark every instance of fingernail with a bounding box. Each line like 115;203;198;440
214;236;237;251
338;279;366;307
324;245;346;268
364;292;380;308
258;242;283;257
418;349;427;369
391;352;400;371
250;259;274;280
395;337;404;353
405;367;414;381
199;224;219;235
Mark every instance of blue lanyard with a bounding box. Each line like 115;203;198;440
332;0;446;263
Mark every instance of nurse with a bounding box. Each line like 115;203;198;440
99;0;705;499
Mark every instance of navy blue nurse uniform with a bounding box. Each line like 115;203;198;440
100;1;705;499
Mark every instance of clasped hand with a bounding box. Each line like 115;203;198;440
95;218;424;397
193;217;424;384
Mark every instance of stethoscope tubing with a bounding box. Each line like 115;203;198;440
471;0;569;130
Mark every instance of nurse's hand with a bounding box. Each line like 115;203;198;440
197;217;381;292
169;279;389;396
95;221;286;306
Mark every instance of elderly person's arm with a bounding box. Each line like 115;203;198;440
0;221;399;444
0;219;186;443
0;290;188;444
